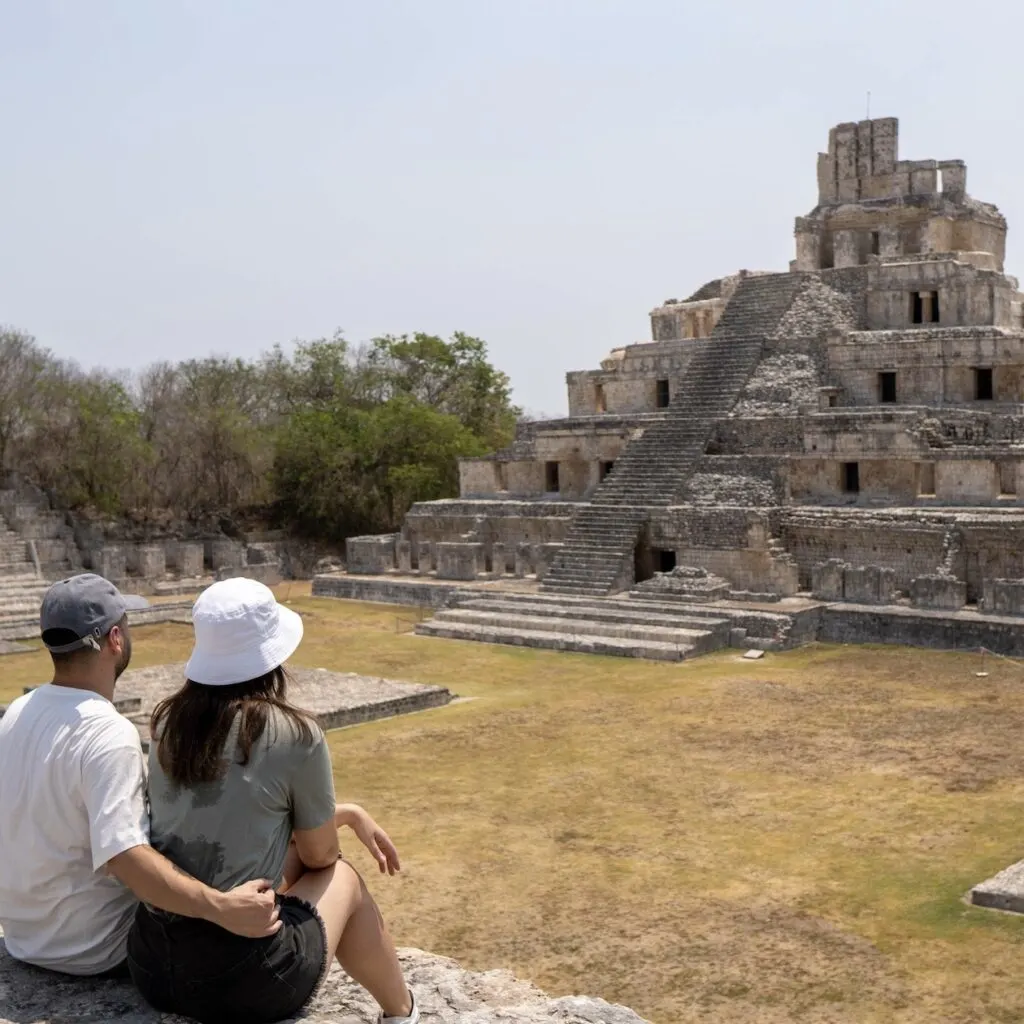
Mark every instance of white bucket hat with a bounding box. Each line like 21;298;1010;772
185;577;304;686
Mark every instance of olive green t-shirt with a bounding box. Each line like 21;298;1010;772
146;708;336;891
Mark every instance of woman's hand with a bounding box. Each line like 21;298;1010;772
338;804;401;875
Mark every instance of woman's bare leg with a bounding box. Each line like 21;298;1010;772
285;860;411;1018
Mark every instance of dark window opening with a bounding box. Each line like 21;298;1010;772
496;463;508;491
999;461;1017;497
545;461;560;492
870;231;880;256
599;460;615;481
843;461;860;494
657;549;677;573
828;393;838;408
918;461;936;496
655;378;670;408
910;291;940;325
820;232;835;270
975;367;994;401
878;371;897;403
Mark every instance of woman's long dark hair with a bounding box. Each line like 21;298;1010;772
151;667;315;786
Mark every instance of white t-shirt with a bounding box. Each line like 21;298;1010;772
0;684;149;974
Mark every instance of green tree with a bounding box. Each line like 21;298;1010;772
36;370;151;515
272;397;486;540
364;332;519;448
0;329;57;472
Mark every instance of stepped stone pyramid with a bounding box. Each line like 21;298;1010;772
334;116;1024;659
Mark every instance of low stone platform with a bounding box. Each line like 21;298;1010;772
317;571;1024;663
820;603;1024;657
2;667;452;743
312;571;533;609
0;940;650;1023
115;664;452;747
970;859;1024;914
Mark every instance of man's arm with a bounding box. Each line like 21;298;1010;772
106;845;281;938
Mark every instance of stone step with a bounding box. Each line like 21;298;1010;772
449;599;729;636
0;574;44;587
415;619;699;662
433;609;718;649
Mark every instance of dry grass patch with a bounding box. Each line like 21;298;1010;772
6;598;1024;1021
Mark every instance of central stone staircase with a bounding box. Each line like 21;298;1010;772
415;590;796;662
541;272;808;597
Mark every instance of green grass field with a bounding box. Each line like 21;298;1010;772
6;591;1024;1022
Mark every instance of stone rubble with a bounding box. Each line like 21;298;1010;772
0;942;652;1024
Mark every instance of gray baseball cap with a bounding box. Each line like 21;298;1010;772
40;573;128;654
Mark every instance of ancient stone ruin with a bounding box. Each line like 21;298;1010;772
320;117;1024;660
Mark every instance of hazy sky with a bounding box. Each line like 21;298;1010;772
2;1;1022;416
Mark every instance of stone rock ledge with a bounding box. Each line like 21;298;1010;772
0;942;651;1023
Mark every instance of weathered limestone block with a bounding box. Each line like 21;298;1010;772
533;543;563;582
90;546;126;582
208;539;245;571
396;539;413;574
128;545;166;579
0;940;652;1023
346;534;398;574
435;542;483;581
416;540;434;574
170;541;205;577
910;575;967;611
245;544;276;565
811;559;847;601
216;564;283;586
842;565;897;605
490;542;507;577
514;543;532;578
981;579;1024;616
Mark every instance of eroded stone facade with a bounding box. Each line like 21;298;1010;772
348;118;1024;610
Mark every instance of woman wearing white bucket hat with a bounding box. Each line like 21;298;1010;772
126;578;418;1024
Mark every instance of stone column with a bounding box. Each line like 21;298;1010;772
514;543;531;578
491;543;507;577
208;540;244;571
177;542;205;577
416;541;434;574
811;559;846;601
396;540;412;574
436;542;482;581
91;546;127;583
132;545;166;579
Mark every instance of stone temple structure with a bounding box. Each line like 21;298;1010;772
321;118;1024;659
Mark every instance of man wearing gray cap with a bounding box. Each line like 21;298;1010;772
0;573;282;978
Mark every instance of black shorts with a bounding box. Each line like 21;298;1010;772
127;893;328;1024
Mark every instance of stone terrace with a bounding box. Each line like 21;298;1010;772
114;664;453;749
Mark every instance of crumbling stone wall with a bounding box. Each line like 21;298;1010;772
404;500;573;550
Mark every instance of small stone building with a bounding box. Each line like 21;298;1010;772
349;117;1024;603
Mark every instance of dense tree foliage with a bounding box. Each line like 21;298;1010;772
0;327;518;541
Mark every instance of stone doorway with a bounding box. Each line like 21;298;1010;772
634;543;676;583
